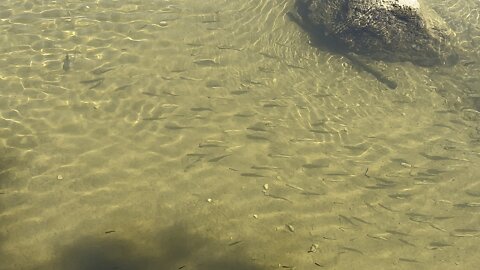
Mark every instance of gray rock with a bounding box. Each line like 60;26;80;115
294;0;458;66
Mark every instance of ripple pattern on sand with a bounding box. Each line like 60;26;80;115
0;0;479;269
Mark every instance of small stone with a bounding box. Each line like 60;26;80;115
159;21;168;27
207;198;212;203
57;175;63;180
286;224;295;232
263;183;269;190
400;162;412;168
308;244;319;253
253;214;258;219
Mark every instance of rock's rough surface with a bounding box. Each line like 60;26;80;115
295;0;458;66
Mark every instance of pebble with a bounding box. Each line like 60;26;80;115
286;224;295;232
253;214;258;219
159;21;168;27
308;244;319;253
207;198;212;203
263;183;269;190
57;175;63;180
400;162;412;168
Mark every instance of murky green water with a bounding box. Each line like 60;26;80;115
0;0;479;269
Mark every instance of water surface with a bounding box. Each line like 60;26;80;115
0;0;479;269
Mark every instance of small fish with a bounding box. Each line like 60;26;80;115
420;153;453;161
378;203;396;212
206;81;222;88
164;123;191;130
302;163;329;169
62;53;71;72
240;173;265;178
228;240;242;246
230;90;249;95
285;184;304;191
309;129;330;134
179;75;203;81
186;153;208;157
265;193;292;203
142;117;166;121
399;258;419;263
385;230;409;236
398;238;416;247
88;80;103;89
259;52;277;59
268;153;292;158
247;126;268;132
463;61;476;66
406;212;431;223
364;183;394;189
454;202;480;208
91;66;115;75
251;165;279;170
217;45;242;51
234;113;256;117
388;193;413;199
451;228;480;237
367;233;389;241
80;77;104;84
263;103;285;108
242;79;263;85
163;91;179;96
208;154;232;162
246;134;269;141
193;59;218;66
338;215;357;226
191;107;213;112
142;92;161;97
300;191;323;196
428;241;453;249
351;216;371;225
114;84;132;91
198;143;223;148
340;246;364;255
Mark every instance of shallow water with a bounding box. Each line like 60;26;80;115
0;0;479;269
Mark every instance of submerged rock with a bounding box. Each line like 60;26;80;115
294;0;458;66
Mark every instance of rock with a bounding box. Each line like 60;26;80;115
294;0;458;66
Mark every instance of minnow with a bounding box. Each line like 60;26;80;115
142;117;166;121
80;77;104;84
91;66;115;75
62;53;71;72
228;240;242;246
340;246;364;255
399;258;419;263
114;84;132;91
208;154;232;162
142;92;161;97
246;134;269;141
338;215;357;226
252;165;279;170
265;193;293;203
191;107;213;112
240;173;265;178
193;59;218;66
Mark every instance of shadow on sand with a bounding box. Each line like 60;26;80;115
42;224;265;270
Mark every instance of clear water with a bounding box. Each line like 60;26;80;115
0;0;479;269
